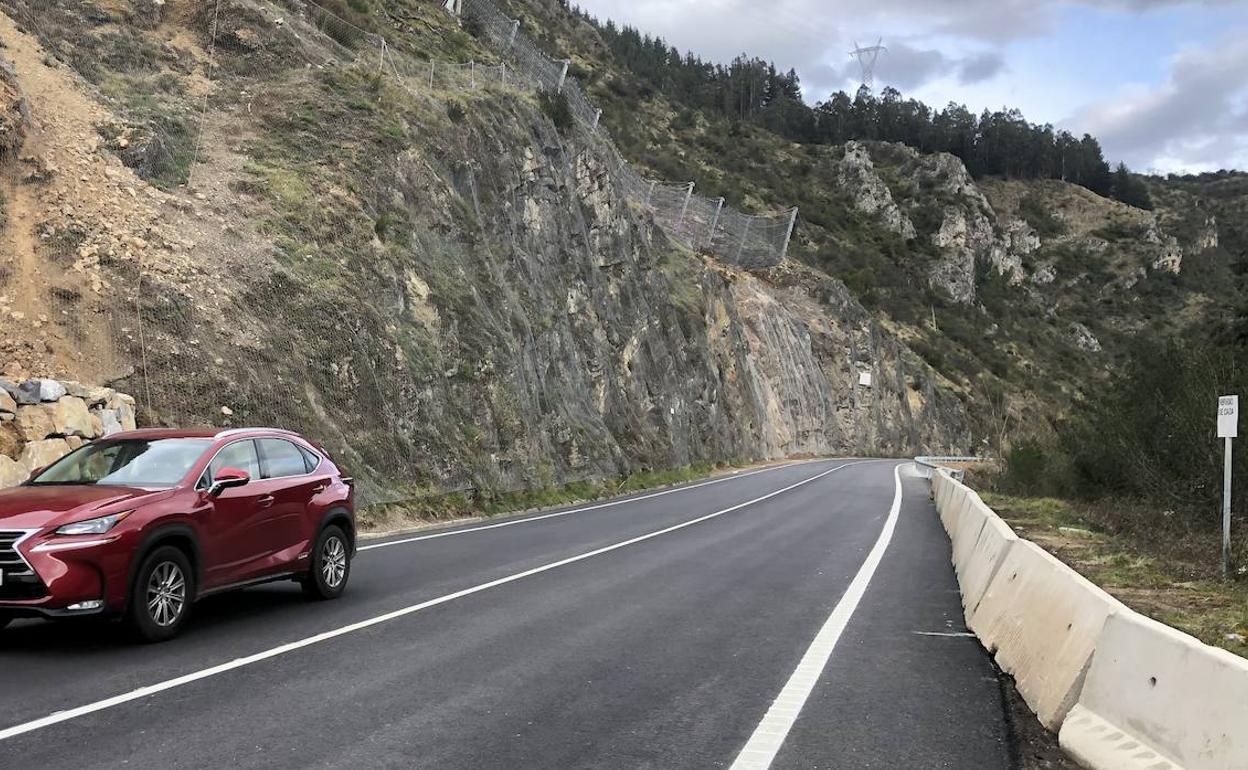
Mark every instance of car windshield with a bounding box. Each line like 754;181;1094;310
28;438;213;488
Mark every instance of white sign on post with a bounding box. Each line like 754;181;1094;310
1219;395;1239;438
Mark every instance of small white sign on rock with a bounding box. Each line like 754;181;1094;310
858;372;872;388
1219;395;1239;439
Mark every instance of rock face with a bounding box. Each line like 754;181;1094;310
838;141;916;240
122;107;970;502
0;379;136;489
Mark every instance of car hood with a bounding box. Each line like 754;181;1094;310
0;485;175;530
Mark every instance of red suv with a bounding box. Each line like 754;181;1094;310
0;428;355;641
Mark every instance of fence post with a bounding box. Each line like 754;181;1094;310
557;59;570;91
470;60;475;89
377;37;387;76
645;180;656;207
592;108;602;129
735;218;753;262
445;0;462;16
780;208;799;261
677;182;694;226
501;62;507;88
707;197;724;246
509;19;520;47
429;60;435;89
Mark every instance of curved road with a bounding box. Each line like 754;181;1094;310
0;459;1013;768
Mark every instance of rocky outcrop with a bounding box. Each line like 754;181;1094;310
1144;217;1183;274
0;379;136;489
838;141;916;240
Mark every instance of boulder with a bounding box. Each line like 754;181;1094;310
17;378;67;403
62;381;115;407
0;454;25;489
96;408;124;436
19;438;71;475
47;396;99;438
0;387;14;415
0;421;20;459
14;404;54;442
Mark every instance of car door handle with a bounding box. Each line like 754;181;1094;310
258;495;275;508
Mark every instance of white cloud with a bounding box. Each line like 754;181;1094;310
1066;29;1248;171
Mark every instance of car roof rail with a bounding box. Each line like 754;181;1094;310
213;427;304;439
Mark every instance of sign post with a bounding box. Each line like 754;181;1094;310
1218;395;1238;578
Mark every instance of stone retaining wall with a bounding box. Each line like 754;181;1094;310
0;379;136;488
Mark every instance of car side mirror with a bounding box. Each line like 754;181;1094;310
209;467;250;498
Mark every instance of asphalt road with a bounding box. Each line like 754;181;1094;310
0;458;1014;769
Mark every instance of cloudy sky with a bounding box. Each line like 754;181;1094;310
571;0;1248;173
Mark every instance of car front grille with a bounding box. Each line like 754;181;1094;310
0;530;46;600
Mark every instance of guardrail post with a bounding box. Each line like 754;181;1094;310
780;207;798;261
707;197;724;246
557;59;570;92
677;182;694;226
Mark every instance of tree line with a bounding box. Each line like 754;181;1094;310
586;14;1152;209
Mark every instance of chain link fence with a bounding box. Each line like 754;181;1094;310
455;0;797;269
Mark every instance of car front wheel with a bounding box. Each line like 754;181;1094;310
128;546;194;643
302;525;350;600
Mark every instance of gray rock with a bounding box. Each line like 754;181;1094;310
17;378;67;403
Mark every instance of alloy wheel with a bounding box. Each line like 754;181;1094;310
321;536;347;588
146;561;187;627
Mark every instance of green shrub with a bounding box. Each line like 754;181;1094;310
538;89;573;133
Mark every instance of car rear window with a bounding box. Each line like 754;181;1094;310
260;439;309;478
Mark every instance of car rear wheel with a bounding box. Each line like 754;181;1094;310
302;525;350;600
128;546;194;643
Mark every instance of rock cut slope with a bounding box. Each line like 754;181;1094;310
0;0;967;502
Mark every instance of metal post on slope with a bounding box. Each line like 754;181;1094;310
592;109;602;129
470;60;476;89
509;19;520;47
645;180;656;207
501;63;507;88
429;60;436;89
780;207;799;261
677;182;694;226
707;197;724;246
557;59;570;92
1225;436;1234;578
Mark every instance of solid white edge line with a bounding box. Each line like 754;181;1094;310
729;462;905;770
0;462;855;742
357;459;820;551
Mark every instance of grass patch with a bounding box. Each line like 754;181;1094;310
983;492;1248;657
357;460;732;531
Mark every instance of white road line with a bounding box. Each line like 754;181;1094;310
730;463;905;770
358;459;821;552
0;463;854;742
913;631;975;638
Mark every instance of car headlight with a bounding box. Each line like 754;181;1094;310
56;510;133;536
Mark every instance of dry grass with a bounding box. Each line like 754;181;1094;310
983;493;1248;658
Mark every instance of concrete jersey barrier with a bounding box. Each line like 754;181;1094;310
968;539;1126;730
1060;610;1248;770
954;510;1017;622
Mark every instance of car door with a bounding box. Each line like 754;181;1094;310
257;438;325;564
200;439;272;588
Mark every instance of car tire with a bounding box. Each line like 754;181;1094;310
302;525;350;600
127;545;194;643
0;615;10;632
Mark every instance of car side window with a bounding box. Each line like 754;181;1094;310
209;440;260;481
259;439;308;479
299;446;321;474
